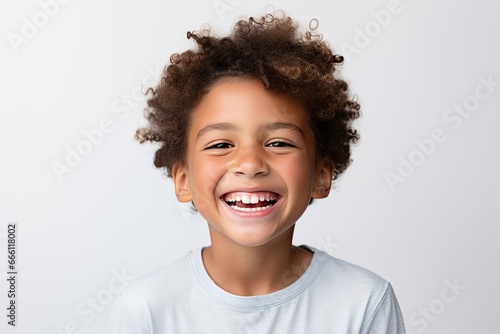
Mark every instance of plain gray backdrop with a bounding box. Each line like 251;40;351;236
1;0;499;333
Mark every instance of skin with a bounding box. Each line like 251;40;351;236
172;77;334;296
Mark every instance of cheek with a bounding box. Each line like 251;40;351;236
190;159;226;202
277;154;314;180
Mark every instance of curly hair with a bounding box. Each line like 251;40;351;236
135;12;360;181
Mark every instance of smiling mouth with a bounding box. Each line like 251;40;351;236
222;191;279;212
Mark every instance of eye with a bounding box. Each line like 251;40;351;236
205;142;233;150
267;141;295;148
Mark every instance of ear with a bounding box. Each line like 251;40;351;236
311;159;334;199
171;163;193;202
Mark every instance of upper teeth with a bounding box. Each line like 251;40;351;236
242;195;259;204
224;193;277;203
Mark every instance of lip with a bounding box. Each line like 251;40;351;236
219;189;282;218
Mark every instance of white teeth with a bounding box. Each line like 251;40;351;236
229;204;273;212
224;192;278;204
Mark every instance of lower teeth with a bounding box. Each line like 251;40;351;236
230;204;272;212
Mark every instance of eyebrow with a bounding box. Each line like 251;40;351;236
196;121;304;139
197;122;239;139
263;122;304;136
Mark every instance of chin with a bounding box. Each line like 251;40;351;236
224;227;293;248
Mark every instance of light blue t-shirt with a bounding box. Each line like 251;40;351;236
107;245;406;333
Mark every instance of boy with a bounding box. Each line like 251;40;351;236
108;12;406;333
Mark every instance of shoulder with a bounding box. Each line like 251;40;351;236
307;245;389;286
305;246;391;303
119;249;196;308
108;249;202;333
303;246;406;332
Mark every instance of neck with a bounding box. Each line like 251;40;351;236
202;229;311;296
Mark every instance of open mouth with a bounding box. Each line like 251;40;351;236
222;191;279;212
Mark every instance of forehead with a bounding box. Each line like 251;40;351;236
190;77;308;125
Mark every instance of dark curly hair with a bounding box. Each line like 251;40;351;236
135;12;360;181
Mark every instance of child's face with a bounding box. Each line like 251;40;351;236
172;78;332;247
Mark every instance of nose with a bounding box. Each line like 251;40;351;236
231;145;269;177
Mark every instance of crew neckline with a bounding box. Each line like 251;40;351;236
190;245;327;310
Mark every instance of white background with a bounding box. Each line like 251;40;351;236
1;0;499;333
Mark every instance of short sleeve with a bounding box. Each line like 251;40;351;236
360;283;406;334
107;292;147;334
